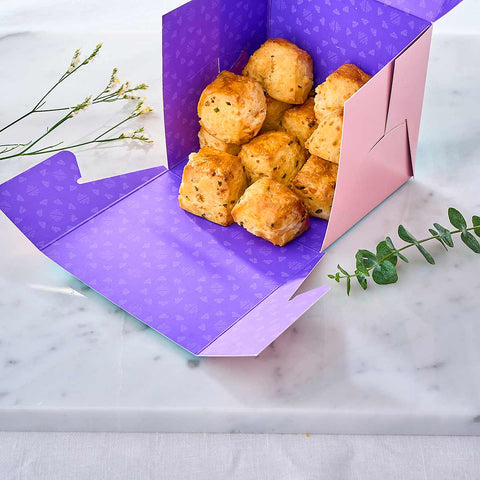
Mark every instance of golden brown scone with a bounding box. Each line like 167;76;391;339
238;131;306;185
198;71;267;145
314;63;371;119
231;178;309;246
198;127;241;155
242;38;313;104
178;147;247;226
259;95;291;133
280;97;317;148
305;109;343;164
290;155;338;220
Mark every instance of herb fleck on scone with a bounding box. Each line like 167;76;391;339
232;178;309;246
238;131;306;186
198;71;266;145
243;38;313;104
291;155;338;220
179;147;247;226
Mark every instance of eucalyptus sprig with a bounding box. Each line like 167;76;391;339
0;43;152;161
330;208;480;295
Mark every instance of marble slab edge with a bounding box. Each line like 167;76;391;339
1;409;480;435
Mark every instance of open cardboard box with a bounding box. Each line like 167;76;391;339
0;0;462;356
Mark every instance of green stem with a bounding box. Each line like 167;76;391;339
94;115;134;141
36;95;126;114
0;110;35;133
0;58;91;134
14;137;131;157
0;111;73;160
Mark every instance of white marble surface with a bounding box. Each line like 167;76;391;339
0;4;480;434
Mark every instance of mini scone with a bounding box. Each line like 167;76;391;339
291;155;338;220
178;147;247;226
231;178;309;246
198;70;267;145
305;109;343;164
260;95;291;133
239;131;305;185
314;63;371;119
198;126;241;156
280;97;318;148
242;38;313;104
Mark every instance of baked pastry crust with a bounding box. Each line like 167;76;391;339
239;131;306;185
280;97;317;148
305;109;343;164
231;178;309;246
198;71;267;145
290;155;338;220
198;126;241;155
260;95;291;133
243;38;313;104
178;147;247;226
314;63;371;119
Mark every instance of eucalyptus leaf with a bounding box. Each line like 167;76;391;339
448;207;467;230
356;249;377;268
416;244;435;264
385;236;395;250
355;271;368;290
386;236;408;262
429;228;448;251
461;231;480;253
433;223;454;247
355;251;370;275
372;260;398;285
337;264;349;276
398;225;416;244
376;240;397;266
346;276;351;296
473;216;480;238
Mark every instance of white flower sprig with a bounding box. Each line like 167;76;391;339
0;43;153;160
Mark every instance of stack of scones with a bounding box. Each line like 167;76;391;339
179;38;370;246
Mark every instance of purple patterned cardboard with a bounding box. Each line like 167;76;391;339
0;151;327;355
0;153;165;250
162;0;431;170
376;0;463;22
0;0;463;356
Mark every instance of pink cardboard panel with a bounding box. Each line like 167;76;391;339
386;26;433;170
321;26;433;250
322;62;395;249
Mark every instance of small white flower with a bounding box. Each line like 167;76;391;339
138;104;152;115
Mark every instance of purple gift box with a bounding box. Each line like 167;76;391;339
0;0;462;356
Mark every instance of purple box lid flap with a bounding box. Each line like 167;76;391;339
376;0;463;22
0;151;328;356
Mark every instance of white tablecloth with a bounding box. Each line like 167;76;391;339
1;433;479;479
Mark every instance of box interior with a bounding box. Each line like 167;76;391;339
162;0;431;252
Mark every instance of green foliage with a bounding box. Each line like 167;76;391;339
330;207;479;295
0;44;152;161
473;216;480;237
